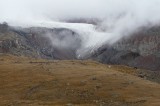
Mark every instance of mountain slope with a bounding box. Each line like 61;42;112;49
0;23;82;59
90;26;160;71
0;55;160;106
0;22;160;71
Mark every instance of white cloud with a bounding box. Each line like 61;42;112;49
0;0;160;57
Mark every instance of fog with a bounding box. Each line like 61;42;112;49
0;0;107;23
1;0;160;57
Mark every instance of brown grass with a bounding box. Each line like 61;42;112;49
0;55;160;106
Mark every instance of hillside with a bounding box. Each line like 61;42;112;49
0;23;81;59
1;23;160;71
0;55;160;106
89;26;160;71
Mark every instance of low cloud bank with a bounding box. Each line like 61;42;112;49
1;0;160;57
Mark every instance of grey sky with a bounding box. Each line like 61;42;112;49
0;0;160;24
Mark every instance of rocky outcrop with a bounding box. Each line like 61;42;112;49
0;24;81;59
113;31;160;57
0;32;38;57
0;22;9;33
91;27;160;71
14;27;82;59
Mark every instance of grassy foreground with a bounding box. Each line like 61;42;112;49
0;55;160;106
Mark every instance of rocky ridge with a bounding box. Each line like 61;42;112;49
91;27;160;71
0;22;160;71
0;23;81;59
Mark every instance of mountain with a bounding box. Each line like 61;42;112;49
0;22;160;106
0;22;160;71
90;26;160;71
0;23;81;59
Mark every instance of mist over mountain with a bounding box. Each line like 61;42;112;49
0;0;160;71
1;1;160;105
1;0;160;50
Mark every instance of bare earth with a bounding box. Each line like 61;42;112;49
0;55;160;106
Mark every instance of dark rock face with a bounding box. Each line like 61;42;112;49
0;24;81;59
114;33;160;57
14;27;82;59
91;27;160;71
131;55;160;71
0;22;9;33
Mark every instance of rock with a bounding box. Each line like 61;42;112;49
66;103;73;106
138;74;145;78
108;65;111;68
95;83;102;89
92;77;97;80
0;22;9;33
66;83;70;86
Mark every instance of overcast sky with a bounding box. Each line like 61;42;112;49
0;0;160;24
0;0;107;23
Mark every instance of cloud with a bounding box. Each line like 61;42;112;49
1;0;160;24
0;0;107;23
0;0;160;57
1;0;160;28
